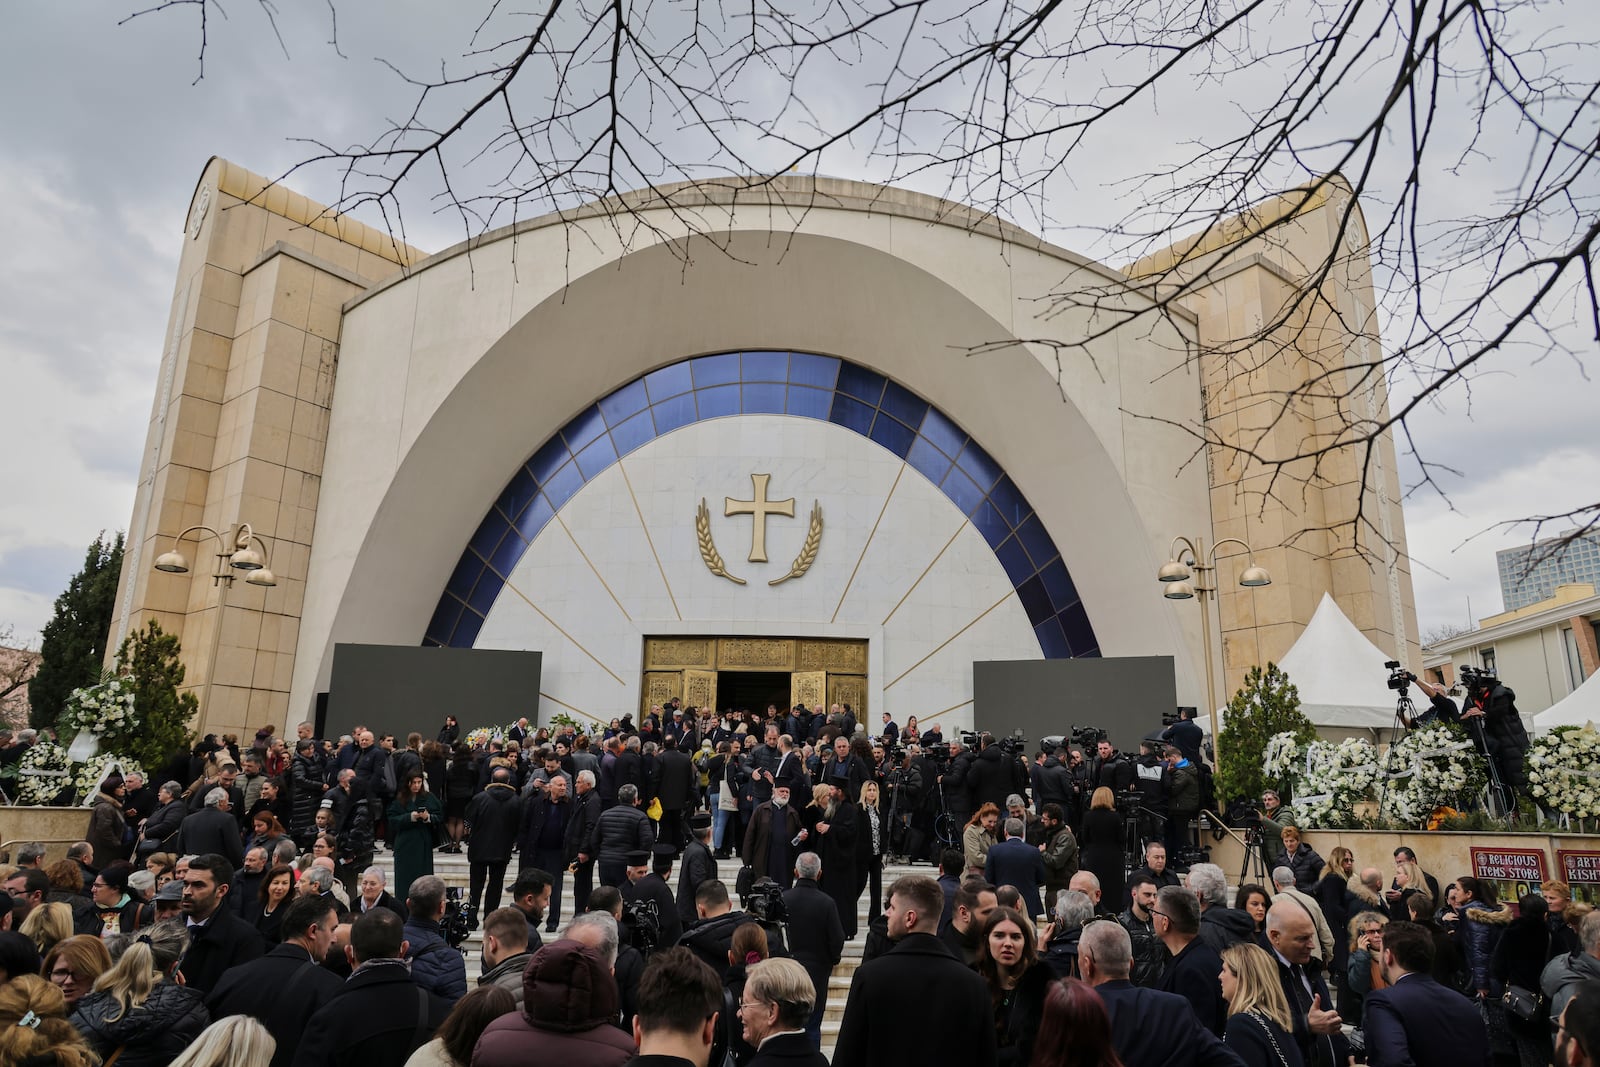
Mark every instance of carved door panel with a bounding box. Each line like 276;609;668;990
791;671;826;712
642;672;682;717
683;670;718;716
828;674;866;719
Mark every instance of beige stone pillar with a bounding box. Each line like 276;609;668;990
108;159;419;741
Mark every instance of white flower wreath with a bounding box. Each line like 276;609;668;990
72;755;146;805
1380;723;1486;825
1526;725;1600;822
1269;733;1379;828
14;742;72;805
59;672;140;749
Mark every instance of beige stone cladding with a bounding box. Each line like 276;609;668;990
1128;177;1423;702
106;158;421;739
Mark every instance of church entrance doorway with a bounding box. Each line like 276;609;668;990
639;636;867;720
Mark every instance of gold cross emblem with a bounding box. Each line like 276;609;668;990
724;474;795;562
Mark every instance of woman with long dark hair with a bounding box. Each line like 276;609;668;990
244;865;296;945
1236;885;1272;935
388;771;443;897
977;907;1056;1066
1029;977;1122;1067
402;985;516;1067
443;742;477;853
1491;894;1553;1067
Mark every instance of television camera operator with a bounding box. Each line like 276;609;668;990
1132;741;1171;847
1460;665;1530;800
1160;706;1204;765
1388;664;1460;729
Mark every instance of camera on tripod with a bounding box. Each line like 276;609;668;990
997;729;1028;756
1385;660;1415;691
1458;665;1496;691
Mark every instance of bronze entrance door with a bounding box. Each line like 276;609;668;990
641;636;866;717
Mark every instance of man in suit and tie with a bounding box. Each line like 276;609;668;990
1364;920;1489;1067
1078;919;1245;1067
1265;895;1349;1067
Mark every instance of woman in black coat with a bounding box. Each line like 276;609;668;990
854;781;887;926
1079;787;1125;911
1491;894;1553;1067
444;742;478;852
976;907;1056;1067
1314;847;1356;1000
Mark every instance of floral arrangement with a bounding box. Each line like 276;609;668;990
1293;737;1381;829
14;742;71;805
465;726;502;749
1379;722;1486;826
1261;733;1301;790
58;672;139;752
1526;725;1600;825
1264;732;1380;828
72;755;145;806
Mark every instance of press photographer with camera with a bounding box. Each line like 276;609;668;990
1387;664;1461;729
1459;666;1530;800
1087;739;1136;794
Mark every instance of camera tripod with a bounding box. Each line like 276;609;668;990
1464;714;1515;819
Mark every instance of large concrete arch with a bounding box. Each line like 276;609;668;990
293;186;1211;717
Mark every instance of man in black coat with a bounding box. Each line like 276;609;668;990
465;768;522;916
676;814;717;926
781;853;844;1048
985;817;1047;919
565;771;602;915
676;879;758;982
1080;919;1246;1067
622;846;682;948
1363;921;1489;1067
965;734;1026;812
180;789;245;869
176;854;265;994
296;908;453;1067
1160;708;1204;765
1265;895;1350;1067
832;875;995;1067
207;895;345;1067
653;735;696;852
1154;885;1227;1035
588;784;655;888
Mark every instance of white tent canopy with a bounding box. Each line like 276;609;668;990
1533;670;1600;732
1202;593;1404;733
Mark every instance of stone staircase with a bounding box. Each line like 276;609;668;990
373;848;925;1058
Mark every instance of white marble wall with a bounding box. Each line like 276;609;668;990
473;415;1042;728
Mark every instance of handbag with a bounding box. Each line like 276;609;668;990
1502;984;1541;1022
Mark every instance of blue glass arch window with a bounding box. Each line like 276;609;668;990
425;352;1100;659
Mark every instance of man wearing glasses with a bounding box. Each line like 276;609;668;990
1153;885;1226;1035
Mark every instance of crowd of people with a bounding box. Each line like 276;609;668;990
0;701;1592;1067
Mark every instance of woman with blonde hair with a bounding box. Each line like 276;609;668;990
165;1016;275;1067
964;802;1003;873
855;780;886;925
22;903;75;958
0;975;100;1067
70;920;209;1067
1343;911;1390;1027
43;936;114;1010
1079;788;1125;910
1219;942;1304;1067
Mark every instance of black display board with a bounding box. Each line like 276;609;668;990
327;644;542;742
972;656;1177;753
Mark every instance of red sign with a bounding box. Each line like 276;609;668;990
1470;847;1548;882
1558;850;1600;905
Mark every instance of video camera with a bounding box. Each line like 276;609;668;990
1458;665;1497;692
744;880;788;925
440;886;472;949
1385;660;1415;692
623;897;662;956
1070;725;1106;748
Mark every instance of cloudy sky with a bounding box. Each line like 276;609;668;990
1;2;1594;654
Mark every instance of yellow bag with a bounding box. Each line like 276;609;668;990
646;797;664;821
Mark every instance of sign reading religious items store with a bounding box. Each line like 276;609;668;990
697;474;823;587
1470;846;1549;908
1558;849;1600;905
